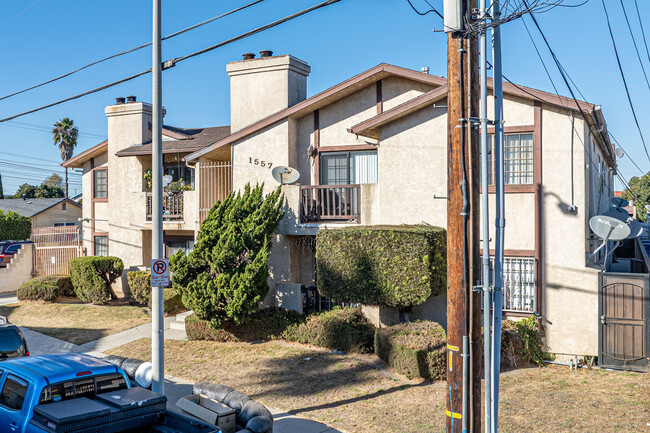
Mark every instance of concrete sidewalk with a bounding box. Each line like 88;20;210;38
18;314;342;433
0;291;18;306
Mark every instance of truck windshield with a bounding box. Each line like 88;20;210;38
39;373;128;404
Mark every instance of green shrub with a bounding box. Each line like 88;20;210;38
171;183;284;328
186;307;305;342
374;320;447;380
127;271;151;305
69;256;124;304
17;275;72;302
316;225;446;312
283;307;375;353
148;288;185;315
0;210;31;241
512;315;553;366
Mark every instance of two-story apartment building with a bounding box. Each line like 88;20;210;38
65;52;616;359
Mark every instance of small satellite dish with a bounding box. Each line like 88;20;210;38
272;166;300;185
615;147;625;159
602;209;642;239
611;197;629;208
589;215;631;241
162;175;173;187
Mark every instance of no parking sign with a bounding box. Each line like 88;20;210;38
151;259;170;287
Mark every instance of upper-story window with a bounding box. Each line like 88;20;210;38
485;133;534;185
320;150;377;185
93;169;107;199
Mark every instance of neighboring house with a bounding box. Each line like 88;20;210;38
0;197;81;229
65;52;619;360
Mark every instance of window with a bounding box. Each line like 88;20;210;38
94;236;108;256
0;375;28;411
39;374;127;404
54;222;76;227
164;164;194;189
94;169;107;199
320;150;377;185
483;133;534;185
501;257;535;312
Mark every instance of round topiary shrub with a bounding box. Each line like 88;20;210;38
283;307;375;353
17;275;72;302
374;320;447;380
69;256;124;304
127;270;151;305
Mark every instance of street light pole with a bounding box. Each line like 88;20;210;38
151;0;164;395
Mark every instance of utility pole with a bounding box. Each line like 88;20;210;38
151;0;164;395
445;0;481;431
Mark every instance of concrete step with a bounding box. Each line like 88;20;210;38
169;320;186;331
175;310;193;321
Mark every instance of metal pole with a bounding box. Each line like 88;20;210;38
479;0;491;431
490;1;504;431
151;0;164;395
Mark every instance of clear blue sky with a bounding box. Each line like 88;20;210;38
0;0;648;196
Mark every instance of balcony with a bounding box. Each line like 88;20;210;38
300;185;360;223
146;193;184;221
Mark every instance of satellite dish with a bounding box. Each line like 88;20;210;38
162;175;173;187
271;166;300;185
603;209;642;239
615;147;625;159
589;215;631;241
611;197;629;208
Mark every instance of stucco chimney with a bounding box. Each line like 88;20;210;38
227;54;310;132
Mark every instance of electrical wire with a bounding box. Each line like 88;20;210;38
0;0;343;123
0;120;106;139
600;0;650;165
0;0;42;32
617;0;650;92
608;131;645;176
633;0;650;65
405;0;443;18
0;0;264;102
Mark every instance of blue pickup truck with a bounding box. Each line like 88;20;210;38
0;352;219;433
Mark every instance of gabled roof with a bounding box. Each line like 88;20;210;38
115;126;231;157
185;63;597;162
0;198;81;218
185;64;447;161
62;140;107;169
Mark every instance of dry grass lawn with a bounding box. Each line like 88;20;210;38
107;338;649;433
0;299;151;345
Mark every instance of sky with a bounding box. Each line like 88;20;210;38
0;0;648;196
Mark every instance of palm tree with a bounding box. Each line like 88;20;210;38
52;117;78;198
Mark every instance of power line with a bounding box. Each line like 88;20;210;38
632;0;650;65
1;151;72;164
0;120;106;139
405;0;443;18
0;0;42;32
617;0;650;92
0;159;84;172
600;0;650;165
0;0;343;123
608;131;645;176
0;0;264;102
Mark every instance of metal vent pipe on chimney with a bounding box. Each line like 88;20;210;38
126;95;137;103
242;52;255;60
260;50;273;58
115;97;126;104
421;67;429;74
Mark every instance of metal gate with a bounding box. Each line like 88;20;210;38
599;272;649;372
32;226;83;276
197;161;231;223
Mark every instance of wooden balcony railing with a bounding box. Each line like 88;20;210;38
300;184;360;223
146;193;184;221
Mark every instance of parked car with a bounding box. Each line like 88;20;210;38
0;241;33;268
0;316;29;360
0;352;219;433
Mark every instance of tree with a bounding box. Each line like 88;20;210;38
621;172;650;222
11;181;64;199
43;173;63;189
52;117;78;198
170;184;285;328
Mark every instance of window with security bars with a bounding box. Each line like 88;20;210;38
501;257;536;312
482;133;534;185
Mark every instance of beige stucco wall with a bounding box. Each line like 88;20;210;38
31;202;81;229
381;76;434;111
0;244;33;293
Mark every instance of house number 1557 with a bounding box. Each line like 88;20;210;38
249;158;273;169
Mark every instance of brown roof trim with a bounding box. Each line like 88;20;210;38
161;127;191;140
348;85;448;139
185;64;446;161
61;140;107;168
115;146;204;157
498;78;594;112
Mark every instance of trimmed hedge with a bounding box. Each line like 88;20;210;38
69;256;124;304
283;307;375;353
17;275;73;302
316;225;446;309
186;307;305;342
375;320;447;380
127;270;151;305
0;210;31;241
149;288;185;315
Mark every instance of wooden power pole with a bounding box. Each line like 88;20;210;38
446;0;481;431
